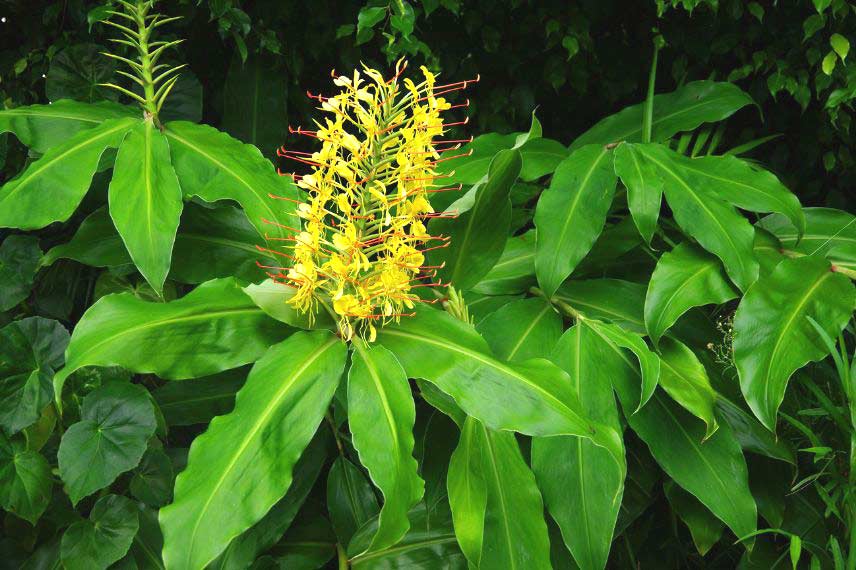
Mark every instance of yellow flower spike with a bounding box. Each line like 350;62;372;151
266;60;476;340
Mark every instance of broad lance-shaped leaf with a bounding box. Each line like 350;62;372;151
375;305;625;472
554;279;646;334
348;343;424;553
430;148;522;290
570;81;754;150
532;323;625;570
0;99;135;153
733;256;856;431
472;231;536;296
657;337;719;440
534;145;617;297
164;121;299;241
57;382;156;505
645;242;738;347
53;278;289;406
476;297;563;362
160;331;346;570
633;143;759;291
613;142;663;246
328;456;379;548
108;119;184;295
0;116;137;230
448;418;552;569
587;324;757;542
759;207;856;272
0;433;52;525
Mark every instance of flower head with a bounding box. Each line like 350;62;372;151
263;60;477;341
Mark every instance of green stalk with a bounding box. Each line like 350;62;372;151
642;36;662;144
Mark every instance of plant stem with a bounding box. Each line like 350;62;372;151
337;543;350;570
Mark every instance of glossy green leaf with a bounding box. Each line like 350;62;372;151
449;418;551;569
664;481;724;556
613;142;663;245
431;148;522;290
657;337;719;439
0;317;69;434
60;495;139;570
471;231;536;295
0;433;52;524
242;279;336;330
532;323;625;570
164;121;299;241
0;235;41;311
0;99;134;153
716;396;795;464
375;306;624;469
160;331;346;570
645;242;738;346
554;279;646;334
733;256;856;431
633;143;759;291
348;343;424;553
328;456;379;548
534;145;617;297
758;207;856;272
153;368;245;427
0;116;136;230
54;278;289;404
570;81;754;150
57;382;156;505
108;120;184;294
476;297;563;361
130;448;174;508
39;206;130;268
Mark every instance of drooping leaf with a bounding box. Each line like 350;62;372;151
327;456;380;548
664;481;724;556
60;495;139;570
46;43;118;103
716;396;795;464
733;255;856;431
348;343;424;553
57;382;157;505
0;433;52;524
164;121;299;241
1;236;41;313
570;81;754;150
633;143;759;291
613;142;663;245
376;305;624;471
430;148;522;290
476;297;562;361
554;279;646;334
108;119;184;295
54;278;289;404
471;231;536;295
0;99;135;153
222;54;287;156
152;368;246;427
534;145;617;297
758;207;856;272
160;331;346;570
645;242;738;347
657;337;719;440
0;317;69;434
0;116;137;230
532;323;625;570
446;417;487;566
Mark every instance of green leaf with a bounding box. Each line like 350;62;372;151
57;382;156;505
570;81;755;150
222;54;287;155
0;317;69;434
554;279;646;334
657;337;719;440
348;343;424;553
242;279;336;330
431;148;522;290
54;278;289;404
733;256;856;431
0;433;52;524
716;397;795;464
449;418;552;569
328;456;380;548
108;120;184;294
633;143;759;291
0;235;41;311
130;448;174;508
830;33;850;61
471;231;536;295
129;506;165;569
613;142;664;246
534;145;617;296
645;243;738;347
532;323;625;570
164;121;299;241
39;206;129;268
822;51;837;75
664;481;724;556
476;297;562;361
159;331;347;570
0;100;135;153
590;325;757;541
758;207;856;272
375;306;625;471
0;116;137;230
153;368;245;427
46;43;117;103
60;495;139;570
